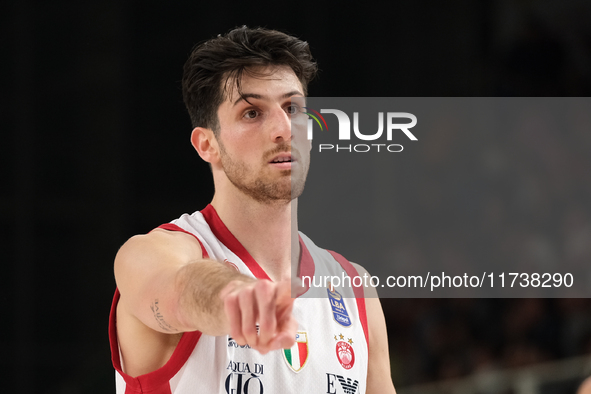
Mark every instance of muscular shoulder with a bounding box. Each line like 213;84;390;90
115;229;203;274
120;228;202;259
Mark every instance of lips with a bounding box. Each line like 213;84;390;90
270;153;293;164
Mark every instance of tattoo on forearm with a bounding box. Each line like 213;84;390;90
150;299;178;332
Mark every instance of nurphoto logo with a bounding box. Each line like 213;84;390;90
304;107;418;153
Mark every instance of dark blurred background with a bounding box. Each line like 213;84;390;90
3;0;591;393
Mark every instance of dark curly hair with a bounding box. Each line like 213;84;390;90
182;26;318;134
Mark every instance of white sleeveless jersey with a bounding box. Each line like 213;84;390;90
109;204;369;394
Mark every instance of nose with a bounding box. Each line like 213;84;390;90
268;106;292;143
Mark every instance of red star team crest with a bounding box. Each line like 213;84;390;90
335;333;355;370
283;331;309;373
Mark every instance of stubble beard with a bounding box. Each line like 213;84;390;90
218;140;308;205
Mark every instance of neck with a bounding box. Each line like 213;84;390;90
210;193;300;282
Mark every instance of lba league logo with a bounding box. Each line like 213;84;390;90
327;286;351;327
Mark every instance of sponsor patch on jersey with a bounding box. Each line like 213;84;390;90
326;373;360;394
227;336;251;349
283;331;309;373
327;287;352;327
226;360;264;393
335;335;355;370
227;326;258;349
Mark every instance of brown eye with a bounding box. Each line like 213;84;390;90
244;109;259;119
286;105;300;115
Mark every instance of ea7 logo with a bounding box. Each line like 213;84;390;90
307;110;417;141
326;373;359;394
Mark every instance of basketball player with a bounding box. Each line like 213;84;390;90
109;26;396;393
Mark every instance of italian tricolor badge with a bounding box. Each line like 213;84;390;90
283;331;309;373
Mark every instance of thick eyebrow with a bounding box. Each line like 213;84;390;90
233;93;262;106
282;90;305;99
233;90;304;107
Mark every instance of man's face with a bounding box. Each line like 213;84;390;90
215;66;310;204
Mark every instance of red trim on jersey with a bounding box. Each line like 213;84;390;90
201;204;316;292
326;250;369;353
156;223;209;258
109;289;202;393
201;204;272;280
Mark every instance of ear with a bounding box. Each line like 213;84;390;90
190;127;220;164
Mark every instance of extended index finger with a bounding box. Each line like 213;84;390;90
254;280;277;353
271;280;298;349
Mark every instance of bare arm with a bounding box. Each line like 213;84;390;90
114;229;297;376
115;229;244;335
352;263;397;394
